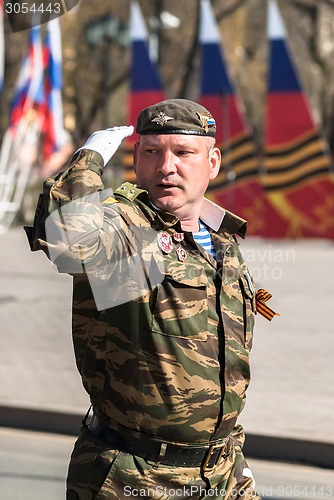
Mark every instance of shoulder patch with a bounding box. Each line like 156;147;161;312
115;182;147;202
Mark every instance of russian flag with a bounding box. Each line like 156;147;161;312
9;25;45;128
128;0;165;135
266;0;314;145
199;0;263;235
122;1;166;180
41;18;67;160
263;0;334;238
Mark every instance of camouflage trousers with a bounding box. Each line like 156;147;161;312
66;426;260;500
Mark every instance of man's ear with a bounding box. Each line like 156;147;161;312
209;147;221;180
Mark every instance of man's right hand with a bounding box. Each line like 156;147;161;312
77;126;134;166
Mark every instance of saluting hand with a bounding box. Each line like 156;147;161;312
78;126;134;166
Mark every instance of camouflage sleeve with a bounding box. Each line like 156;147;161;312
25;149;118;273
25;150;164;310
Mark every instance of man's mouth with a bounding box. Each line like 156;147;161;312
157;182;179;188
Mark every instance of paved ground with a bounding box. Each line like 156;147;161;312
0;228;333;468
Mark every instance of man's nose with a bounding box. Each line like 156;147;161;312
158;151;177;175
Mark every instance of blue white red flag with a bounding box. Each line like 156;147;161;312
9;25;44;128
41;18;67;160
263;0;334;237
199;0;263;235
123;1;166;180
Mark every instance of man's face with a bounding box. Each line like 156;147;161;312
133;134;221;219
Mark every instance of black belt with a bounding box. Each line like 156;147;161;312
87;415;231;470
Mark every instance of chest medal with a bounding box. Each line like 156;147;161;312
157;231;173;254
176;246;187;261
173;232;184;243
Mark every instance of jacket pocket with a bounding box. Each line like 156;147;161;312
151;269;209;340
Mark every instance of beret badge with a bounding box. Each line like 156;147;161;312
151;112;174;127
196;112;216;133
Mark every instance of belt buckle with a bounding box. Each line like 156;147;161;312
202;443;227;472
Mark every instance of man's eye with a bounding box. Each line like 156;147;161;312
178;150;191;156
146;149;158;154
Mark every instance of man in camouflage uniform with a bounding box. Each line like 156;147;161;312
26;99;274;499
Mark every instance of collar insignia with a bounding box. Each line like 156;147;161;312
197;112;216;133
151;112;174;127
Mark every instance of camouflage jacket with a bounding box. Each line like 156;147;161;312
26;149;256;445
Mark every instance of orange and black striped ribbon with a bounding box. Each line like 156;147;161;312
263;129;333;192
255;288;279;321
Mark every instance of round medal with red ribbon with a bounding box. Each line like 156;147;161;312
157;231;173;254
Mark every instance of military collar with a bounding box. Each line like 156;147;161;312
115;182;247;236
200;197;248;238
150;198;247;236
149;195;247;236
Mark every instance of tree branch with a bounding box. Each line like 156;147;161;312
178;0;200;97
